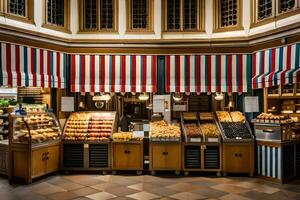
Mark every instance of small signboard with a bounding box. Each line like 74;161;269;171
244;96;259;113
61;97;75;112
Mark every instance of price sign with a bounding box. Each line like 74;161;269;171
244;96;259;113
190;138;201;142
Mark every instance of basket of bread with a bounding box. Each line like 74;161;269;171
184;123;203;142
216;111;232;122
150;120;181;142
200;123;221;143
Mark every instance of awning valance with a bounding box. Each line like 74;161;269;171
252;43;300;89
165;54;252;93
0;42;67;88
70;54;157;93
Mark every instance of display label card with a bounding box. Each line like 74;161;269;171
244;96;259;113
143;124;150;131
190;138;201;142
133;131;144;138
207;138;219;142
173;104;187;111
61;97;75;112
153;99;165;113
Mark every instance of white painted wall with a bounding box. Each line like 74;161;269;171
0;0;299;41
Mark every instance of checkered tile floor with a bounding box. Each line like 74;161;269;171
0;174;299;200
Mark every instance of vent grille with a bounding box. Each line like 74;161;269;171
296;144;300;176
184;145;201;169
204;146;220;169
89;144;109;168
63;144;84;168
283;144;294;178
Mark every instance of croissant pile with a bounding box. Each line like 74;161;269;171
200;123;220;137
230;111;246;123
150;120;181;139
216;111;232;122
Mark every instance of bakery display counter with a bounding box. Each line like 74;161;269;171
181;112;222;175
149;120;182;175
112;132;143;174
216;111;254;176
8;112;62;184
62;111;117;172
253;114;294;142
253;113;300;183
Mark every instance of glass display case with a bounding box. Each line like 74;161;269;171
11;112;61;145
61;111;117;172
9;111;62;184
63;111;117;142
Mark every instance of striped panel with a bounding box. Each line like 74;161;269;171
0;42;66;88
70;55;157;93
257;145;281;180
252;42;300;89
165;54;251;93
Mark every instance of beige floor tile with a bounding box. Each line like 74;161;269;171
165;182;204;192
211;183;250;194
169;192;206;200
47;191;79;200
58;181;85;191
253;184;281;194
72;187;99;196
30;182;67;195
219;193;251;200
86;191;117;200
126;191;160;200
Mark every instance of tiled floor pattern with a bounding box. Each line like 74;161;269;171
0;174;299;200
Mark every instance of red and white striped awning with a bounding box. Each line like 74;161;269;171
70;54;157;93
0;42;67;88
165;54;252;93
252;43;300;89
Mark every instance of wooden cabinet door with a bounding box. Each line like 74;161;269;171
32;148;47;178
113;143;129;169
127;144;143;169
223;145;251;173
164;144;181;170
46;145;60;173
151;144;166;169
